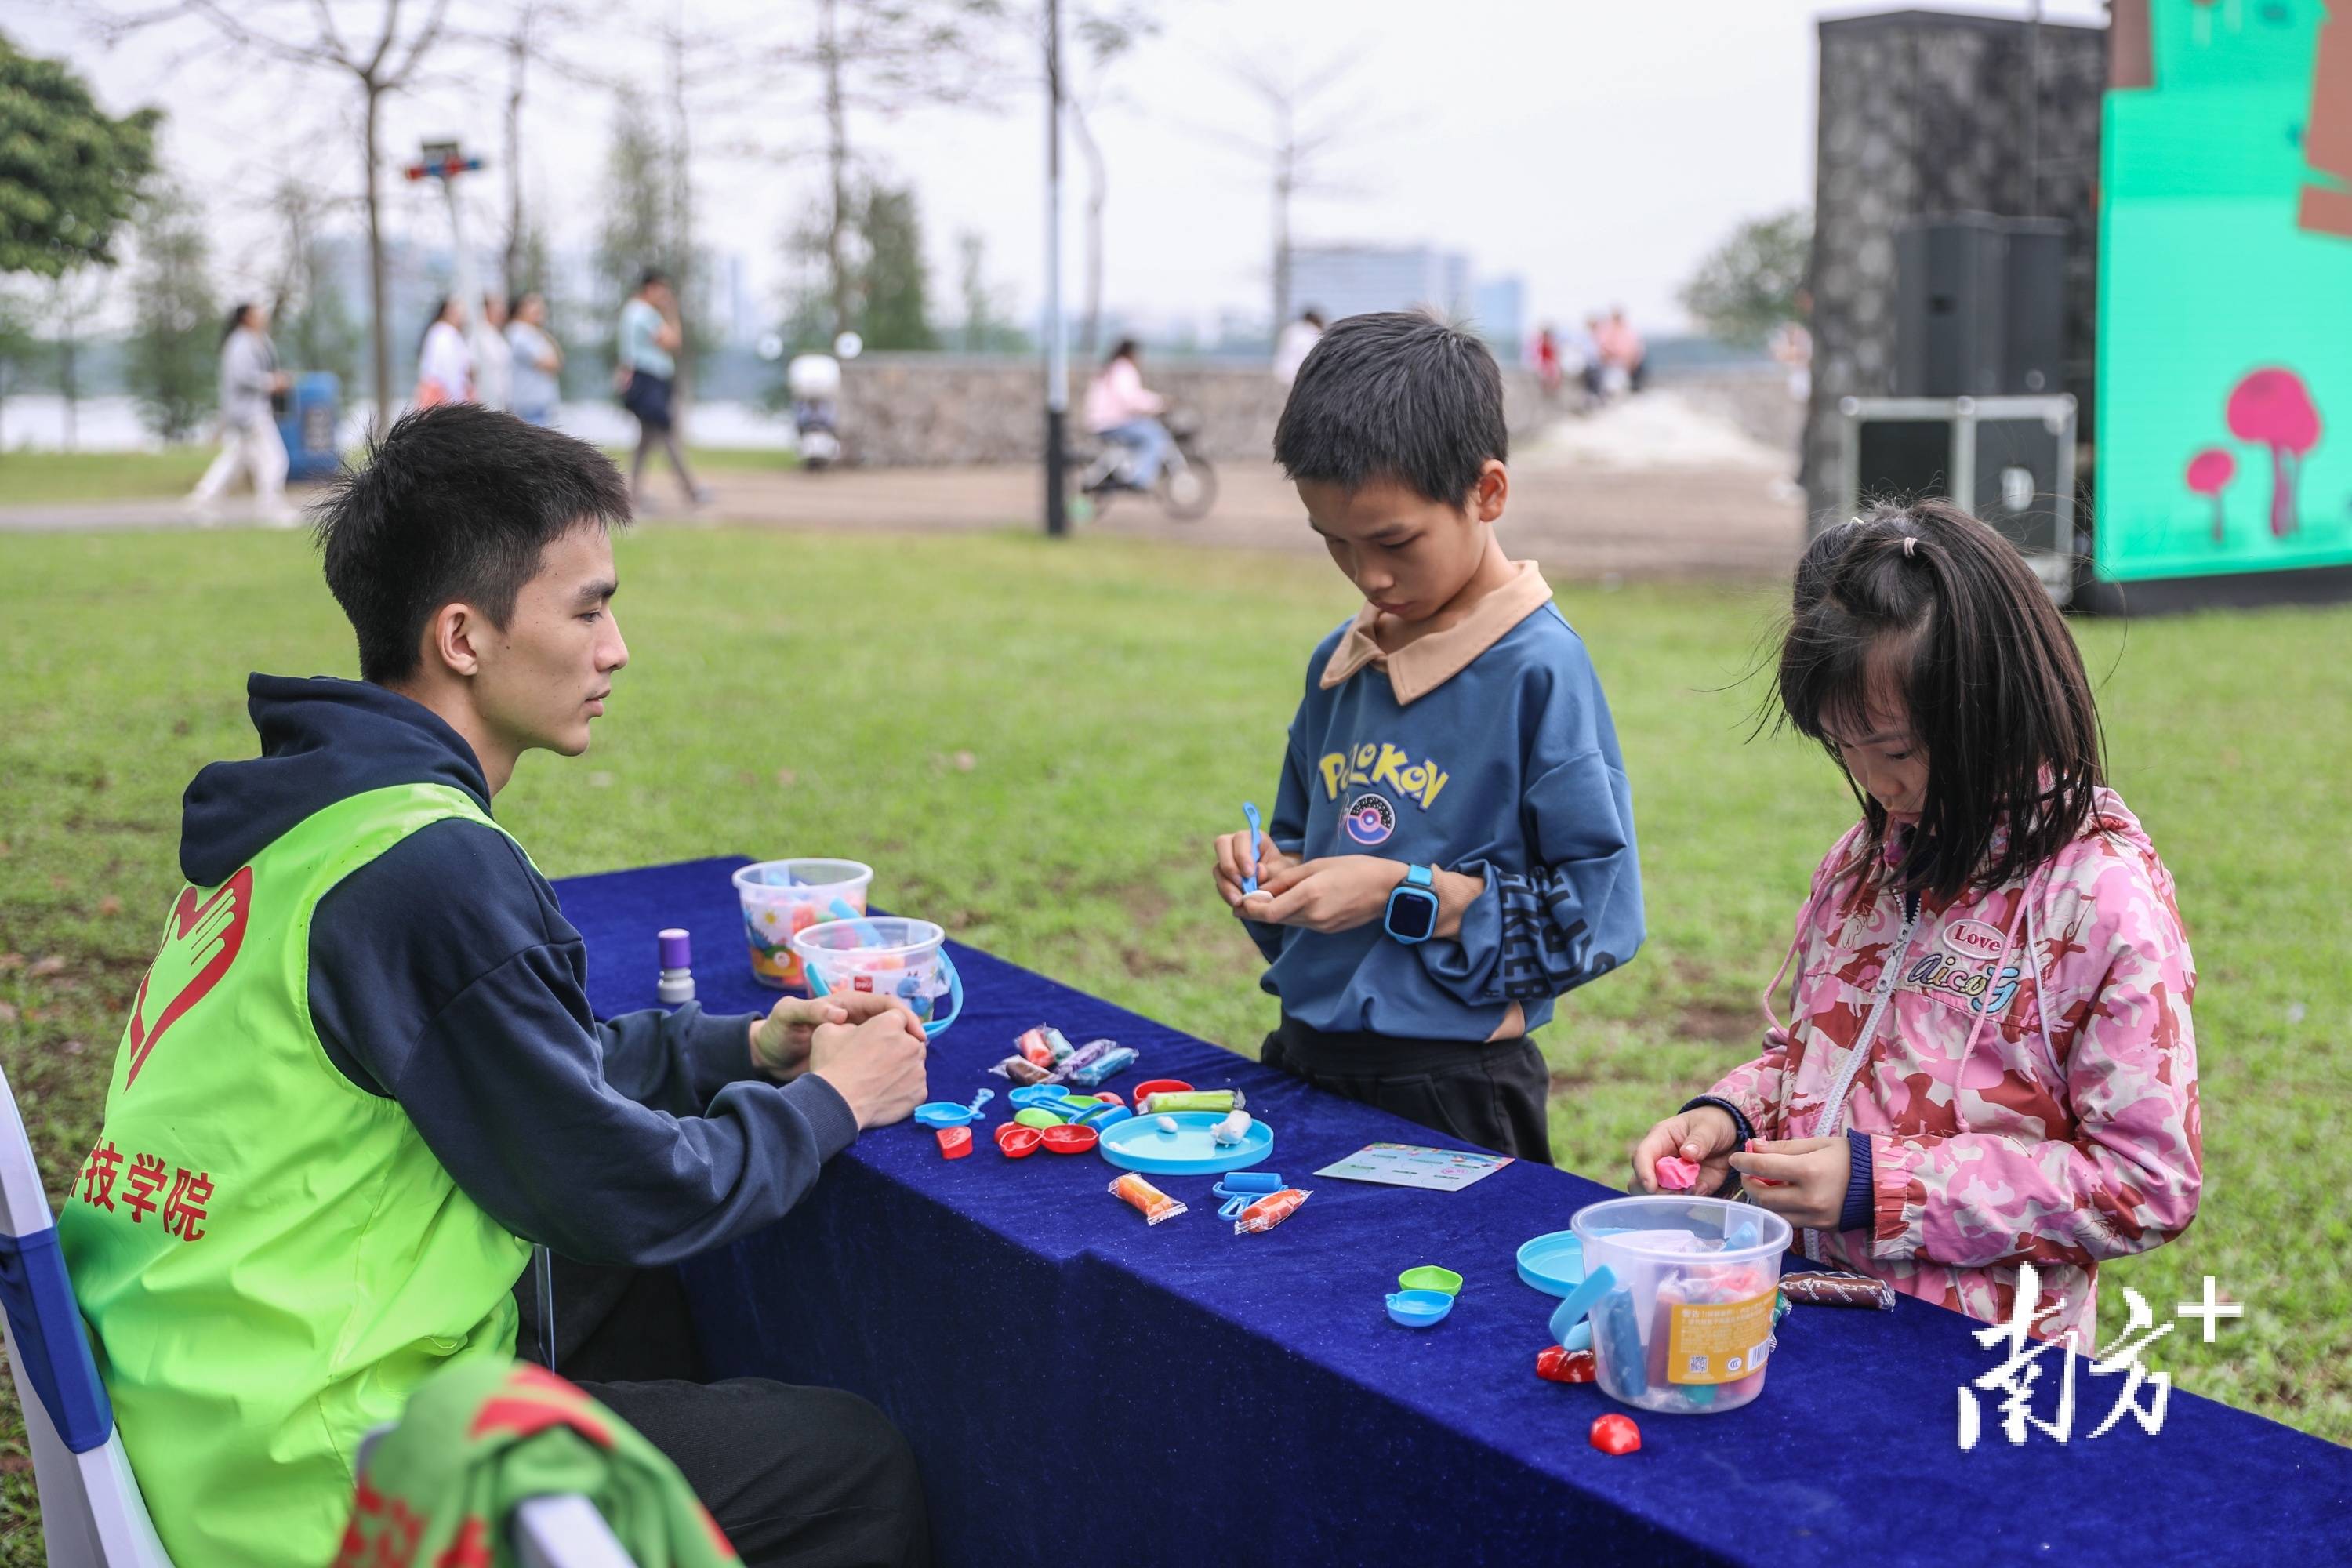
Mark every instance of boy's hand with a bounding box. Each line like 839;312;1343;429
1213;829;1296;913
1727;1136;1852;1230
751;993;925;1081
1240;855;1408;933
1629;1105;1741;1195
807;1009;930;1130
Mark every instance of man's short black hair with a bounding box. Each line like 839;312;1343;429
312;405;631;684
639;267;669;291
1272;310;1507;506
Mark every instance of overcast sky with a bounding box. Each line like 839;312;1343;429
20;0;2108;338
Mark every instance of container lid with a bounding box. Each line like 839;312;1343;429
1514;1232;1586;1297
1097;1110;1276;1176
657;928;691;968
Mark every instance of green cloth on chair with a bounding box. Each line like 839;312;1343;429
332;1359;740;1568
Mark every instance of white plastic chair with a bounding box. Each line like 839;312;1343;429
354;1425;640;1568
0;1065;172;1567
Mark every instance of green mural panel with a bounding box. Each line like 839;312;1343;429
2095;0;2352;583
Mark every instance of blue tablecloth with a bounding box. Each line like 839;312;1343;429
562;857;2352;1566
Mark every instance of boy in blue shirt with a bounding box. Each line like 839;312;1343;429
1212;313;1645;1162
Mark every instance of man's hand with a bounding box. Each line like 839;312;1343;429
1727;1136;1853;1230
807;1008;928;1130
1213;829;1297;913
750;993;925;1081
1239;855;1409;933
1628;1105;1741;1196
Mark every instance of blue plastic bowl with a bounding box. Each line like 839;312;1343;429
1385;1288;1456;1328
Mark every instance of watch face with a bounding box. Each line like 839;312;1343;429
1388;888;1438;941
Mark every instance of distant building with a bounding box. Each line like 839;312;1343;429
1284;245;1524;356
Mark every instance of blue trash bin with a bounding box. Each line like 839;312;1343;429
277;372;342;483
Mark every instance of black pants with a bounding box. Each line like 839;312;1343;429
515;1253;930;1568
1260;1016;1554;1164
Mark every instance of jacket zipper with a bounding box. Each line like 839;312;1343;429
1802;898;1921;1264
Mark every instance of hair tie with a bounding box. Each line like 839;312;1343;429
1903;535;1918;558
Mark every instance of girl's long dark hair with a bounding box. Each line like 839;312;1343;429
419;296;452;354
1777;499;2104;902
220;302;256;347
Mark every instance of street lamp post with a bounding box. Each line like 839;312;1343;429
1043;0;1069;538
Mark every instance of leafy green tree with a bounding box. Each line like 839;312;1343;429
0;33;160;278
0;284;37;446
856;181;933;350
128;186;219;442
1679;206;1813;349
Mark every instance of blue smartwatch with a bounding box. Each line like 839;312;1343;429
1384;865;1440;944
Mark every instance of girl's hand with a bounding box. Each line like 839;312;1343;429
1630;1105;1740;1195
1727;1135;1852;1230
753;994;926;1080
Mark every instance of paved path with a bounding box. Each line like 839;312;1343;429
0;403;1805;583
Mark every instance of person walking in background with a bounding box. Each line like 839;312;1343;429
1533;325;1563;401
1273;308;1327;386
186;302;296;525
1598;307;1647;394
506;292;564;427
1575;314;1606;405
617;268;710;509
1083;338;1171;489
473;292;514;414
415;296;472;408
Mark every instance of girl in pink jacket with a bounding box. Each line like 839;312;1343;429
1632;500;2201;1342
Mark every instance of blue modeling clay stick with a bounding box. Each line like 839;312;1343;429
1241;802;1265;895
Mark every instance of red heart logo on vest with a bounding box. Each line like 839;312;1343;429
125;867;252;1087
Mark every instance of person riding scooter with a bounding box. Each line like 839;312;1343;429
1082;339;1170;491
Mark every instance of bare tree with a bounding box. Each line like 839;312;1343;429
778;0;1008;339
1213;50;1384;346
1061;5;1156;359
89;1;457;434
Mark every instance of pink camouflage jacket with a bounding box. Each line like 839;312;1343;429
1706;786;2201;1341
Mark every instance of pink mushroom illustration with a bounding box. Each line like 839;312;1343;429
2186;448;2237;543
2226;368;2321;538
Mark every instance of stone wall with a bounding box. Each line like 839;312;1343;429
829;354;1778;468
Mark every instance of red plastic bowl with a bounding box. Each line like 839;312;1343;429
1040;1124;1100;1155
1130;1079;1192;1111
995;1125;1044;1159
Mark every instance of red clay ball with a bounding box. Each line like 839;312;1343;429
1589;1413;1642;1455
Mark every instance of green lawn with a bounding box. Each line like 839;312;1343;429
0;524;2346;1555
0;445;791;510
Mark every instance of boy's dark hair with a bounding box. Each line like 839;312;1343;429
312;405;632;684
1777;498;2103;902
638;267;669;291
1272;310;1507;505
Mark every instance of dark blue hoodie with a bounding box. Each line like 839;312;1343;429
178;673;857;1269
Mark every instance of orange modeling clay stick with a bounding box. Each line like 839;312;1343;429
1109;1173;1187;1225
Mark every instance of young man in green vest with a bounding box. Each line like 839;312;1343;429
60;405;932;1568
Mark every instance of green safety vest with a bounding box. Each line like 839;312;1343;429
59;783;536;1568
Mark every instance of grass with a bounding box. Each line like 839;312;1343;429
0;450;216;506
0;524;2347;1555
0;445;792;510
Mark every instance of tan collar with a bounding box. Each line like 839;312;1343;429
1319;561;1555;706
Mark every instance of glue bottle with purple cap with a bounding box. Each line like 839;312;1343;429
656;928;695;1004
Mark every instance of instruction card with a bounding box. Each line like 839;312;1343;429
1314;1142;1514;1192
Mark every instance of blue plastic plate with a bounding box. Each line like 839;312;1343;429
1096;1111;1275;1176
1515;1231;1587;1297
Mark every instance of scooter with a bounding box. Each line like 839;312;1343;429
1072;409;1219;521
787;351;844;470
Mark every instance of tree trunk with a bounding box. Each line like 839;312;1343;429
822;0;852;339
668;16;693;441
1071;100;1105;360
504;32;527;296
365;80;392;436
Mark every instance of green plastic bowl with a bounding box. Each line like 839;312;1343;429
1398;1265;1463;1296
1013;1107;1065;1130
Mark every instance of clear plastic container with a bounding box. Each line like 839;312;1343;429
789;916;961;1029
733;859;873;989
1569;1196;1793;1415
